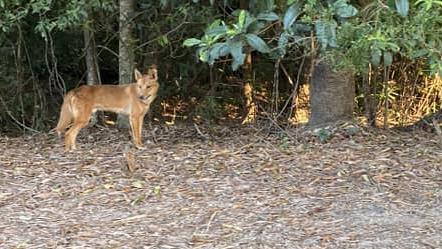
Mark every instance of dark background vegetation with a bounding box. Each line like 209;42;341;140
0;0;441;134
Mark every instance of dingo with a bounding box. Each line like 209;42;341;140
55;67;159;150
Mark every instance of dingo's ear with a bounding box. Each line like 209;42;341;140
149;67;158;81
134;68;142;81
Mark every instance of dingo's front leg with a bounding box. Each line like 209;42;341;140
129;115;144;149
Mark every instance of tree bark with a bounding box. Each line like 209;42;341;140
83;16;100;125
308;61;355;127
241;53;257;124
117;0;135;128
237;0;257;124
84;27;99;86
363;64;377;126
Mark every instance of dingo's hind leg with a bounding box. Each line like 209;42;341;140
55;93;74;136
64;103;92;150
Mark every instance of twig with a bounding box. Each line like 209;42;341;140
194;123;209;139
0;95;40;133
205;211;218;232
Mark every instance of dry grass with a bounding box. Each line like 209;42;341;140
0;124;441;249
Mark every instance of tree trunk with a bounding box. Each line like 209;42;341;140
117;0;135;128
239;0;257;124
308;61;355;127
363;64;377;126
16;24;26;132
84;28;99;86
241;53;257;124
83;17;100;125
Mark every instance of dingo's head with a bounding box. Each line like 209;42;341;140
135;67;159;104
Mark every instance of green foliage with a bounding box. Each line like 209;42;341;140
283;2;301;29
228;38;246;70
302;0;358;50
415;0;442;10
1;0;441;131
367;30;400;67
184;0;360;69
0;0;29;32
315;128;332;143
245;33;271;53
315;19;338;49
184;9;276;70
395;0;410;17
333;1;442;75
0;0;115;37
379;83;399;106
333;0;358;18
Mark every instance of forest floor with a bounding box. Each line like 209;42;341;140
0;123;441;249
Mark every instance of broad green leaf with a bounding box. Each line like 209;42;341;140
208;42;230;65
415;0;442;10
411;49;428;59
278;31;289;49
226;26;240;36
248;21;266;34
231;9;242;16
205;20;227;36
387;0;396;9
228;40;246;71
395;0;409;17
198;47;209;62
371;48;382;67
278;31;290;57
333;0;358;18
158;35;169;47
183;38;202;47
257;12;279;21
239;10;246;27
283;3;301;30
295;23;312;33
315;20;338;49
207;19;222;29
245;33;271;53
243;14;256;31
261;0;275;11
205;25;228;36
383;51;393;66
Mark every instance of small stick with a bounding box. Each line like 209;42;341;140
194;123;209;139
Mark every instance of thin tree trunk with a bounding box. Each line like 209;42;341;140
239;0;257;124
383;66;390;129
83;16;100;125
117;0;135;128
15;24;26;133
84;29;99;86
242;53;257;124
363;64;377;127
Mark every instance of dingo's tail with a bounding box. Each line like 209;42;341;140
54;92;74;135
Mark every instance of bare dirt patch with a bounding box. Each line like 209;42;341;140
1;125;441;248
